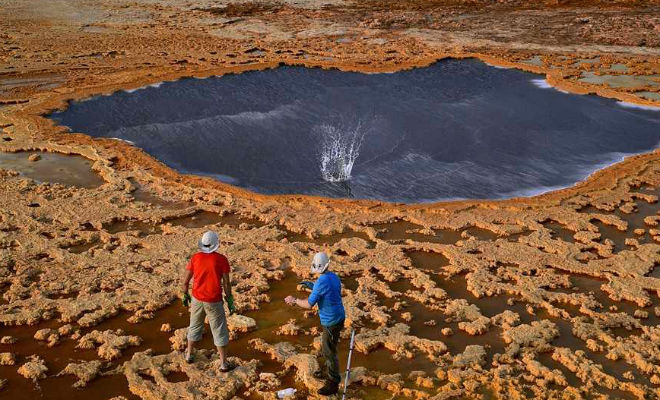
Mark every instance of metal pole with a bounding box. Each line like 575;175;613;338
341;329;356;400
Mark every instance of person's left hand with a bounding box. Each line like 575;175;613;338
284;295;296;306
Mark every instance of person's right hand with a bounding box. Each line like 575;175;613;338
285;295;296;305
226;295;236;315
182;292;191;307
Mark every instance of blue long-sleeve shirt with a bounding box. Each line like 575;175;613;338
308;272;345;327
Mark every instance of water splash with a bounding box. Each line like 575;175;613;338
316;119;368;182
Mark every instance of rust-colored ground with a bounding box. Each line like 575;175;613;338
1;0;659;399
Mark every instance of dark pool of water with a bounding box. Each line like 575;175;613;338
49;59;660;203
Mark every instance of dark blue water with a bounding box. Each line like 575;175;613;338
50;59;659;202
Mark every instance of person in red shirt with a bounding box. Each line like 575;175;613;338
181;230;236;371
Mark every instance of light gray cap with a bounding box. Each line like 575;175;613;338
311;252;330;274
198;231;219;253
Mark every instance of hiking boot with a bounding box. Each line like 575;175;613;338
313;369;326;379
220;361;236;373
184;350;194;364
317;380;339;396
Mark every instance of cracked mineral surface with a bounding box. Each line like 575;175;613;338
1;0;659;399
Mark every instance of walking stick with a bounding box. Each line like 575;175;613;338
341;329;356;400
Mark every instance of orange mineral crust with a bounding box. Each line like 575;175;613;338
1;0;660;399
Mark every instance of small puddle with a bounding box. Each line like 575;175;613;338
570;57;601;68
128;178;193;209
607;325;643;339
608;63;629;73
163;370;189;383
569;273;627;310
581;198;659;232
462;227;500;241
0;152;104;188
446;325;507;367
579;202;660;250
650;264;660;279
167;211;265;230
371;220;502;245
216;213;266;229
103;210;264;236
350;386;392;399
102;218;161;236
589;219;627;253
371;220;459;244
165;211;226;229
406;250;450;270
635;91;660;102
521;55;543;67
579;72;660;89
504;229;534;242
626;200;660;228
536;352;581;387
339;346;437;377
565;273;660;326
541;220;575;243
64;240;99;254
285;229;372;247
430;272;534;322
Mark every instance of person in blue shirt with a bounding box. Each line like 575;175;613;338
285;252;345;396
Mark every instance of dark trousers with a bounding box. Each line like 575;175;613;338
321;319;344;383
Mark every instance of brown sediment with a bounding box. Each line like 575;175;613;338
1;0;660;398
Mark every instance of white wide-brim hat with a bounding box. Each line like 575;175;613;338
198;231;219;253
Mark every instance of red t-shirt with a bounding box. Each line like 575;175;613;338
186;252;230;302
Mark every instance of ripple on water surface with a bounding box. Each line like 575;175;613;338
49;59;660;202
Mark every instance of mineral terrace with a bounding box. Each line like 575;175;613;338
0;0;659;399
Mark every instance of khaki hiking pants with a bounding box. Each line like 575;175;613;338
187;297;229;347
